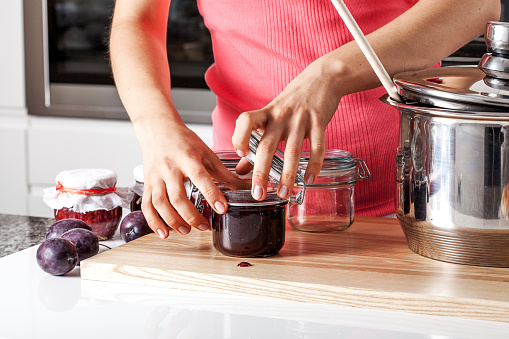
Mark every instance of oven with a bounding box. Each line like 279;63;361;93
23;0;215;123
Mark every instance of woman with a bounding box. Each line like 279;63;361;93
110;0;499;238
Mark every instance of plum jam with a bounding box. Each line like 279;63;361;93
54;206;122;240
211;182;287;257
237;262;252;267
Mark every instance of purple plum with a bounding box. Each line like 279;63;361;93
46;219;92;240
119;211;153;243
36;238;78;275
61;228;99;265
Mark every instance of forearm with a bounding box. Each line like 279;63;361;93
325;0;500;96
109;0;185;140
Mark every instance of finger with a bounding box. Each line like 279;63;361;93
141;186;171;238
232;110;268;157
235;157;253;176
251;129;282;201
186;164;228;215
166;177;211;232
148;183;192;235
278;131;305;198
204;152;240;183
304;127;326;184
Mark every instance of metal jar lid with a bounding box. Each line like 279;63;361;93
214;150;242;168
393;22;509;113
190;179;287;210
296;150;370;187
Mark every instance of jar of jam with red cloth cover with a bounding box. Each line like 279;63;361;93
43;169;133;240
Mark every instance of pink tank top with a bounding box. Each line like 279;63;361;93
197;0;418;216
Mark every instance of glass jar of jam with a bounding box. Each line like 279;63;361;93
287;150;370;232
210;180;287;257
43;169;133;240
129;164;144;212
202;133;306;257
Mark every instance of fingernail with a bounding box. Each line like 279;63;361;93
279;185;289;198
197;223;209;231
253;185;263;200
236;149;246;157
178;226;190;235
214;201;226;213
156;229;166;239
306;173;315;184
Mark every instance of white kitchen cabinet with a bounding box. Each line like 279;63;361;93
0;116;29;216
0;0;25;111
0;0;27;216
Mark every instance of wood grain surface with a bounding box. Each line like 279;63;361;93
81;216;509;322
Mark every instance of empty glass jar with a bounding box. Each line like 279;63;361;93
287;150;370;232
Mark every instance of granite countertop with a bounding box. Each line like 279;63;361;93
0;213;54;258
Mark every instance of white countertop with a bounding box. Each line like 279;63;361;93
1;233;509;339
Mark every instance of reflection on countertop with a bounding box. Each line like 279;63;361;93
0;213;53;258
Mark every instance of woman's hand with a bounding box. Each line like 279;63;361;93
110;0;239;238
232;0;501;202
232;55;344;201
136;115;238;238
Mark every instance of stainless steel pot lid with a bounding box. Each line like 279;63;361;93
394;22;509;113
380;94;509;120
393;67;509;112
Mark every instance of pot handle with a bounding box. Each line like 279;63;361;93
395;147;404;183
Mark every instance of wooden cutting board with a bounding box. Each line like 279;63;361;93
81;216;509;322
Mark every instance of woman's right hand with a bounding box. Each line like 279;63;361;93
135;115;238;239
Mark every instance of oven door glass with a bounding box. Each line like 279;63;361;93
24;0;215;123
48;0;213;88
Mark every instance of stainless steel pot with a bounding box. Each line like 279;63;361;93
383;22;509;267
